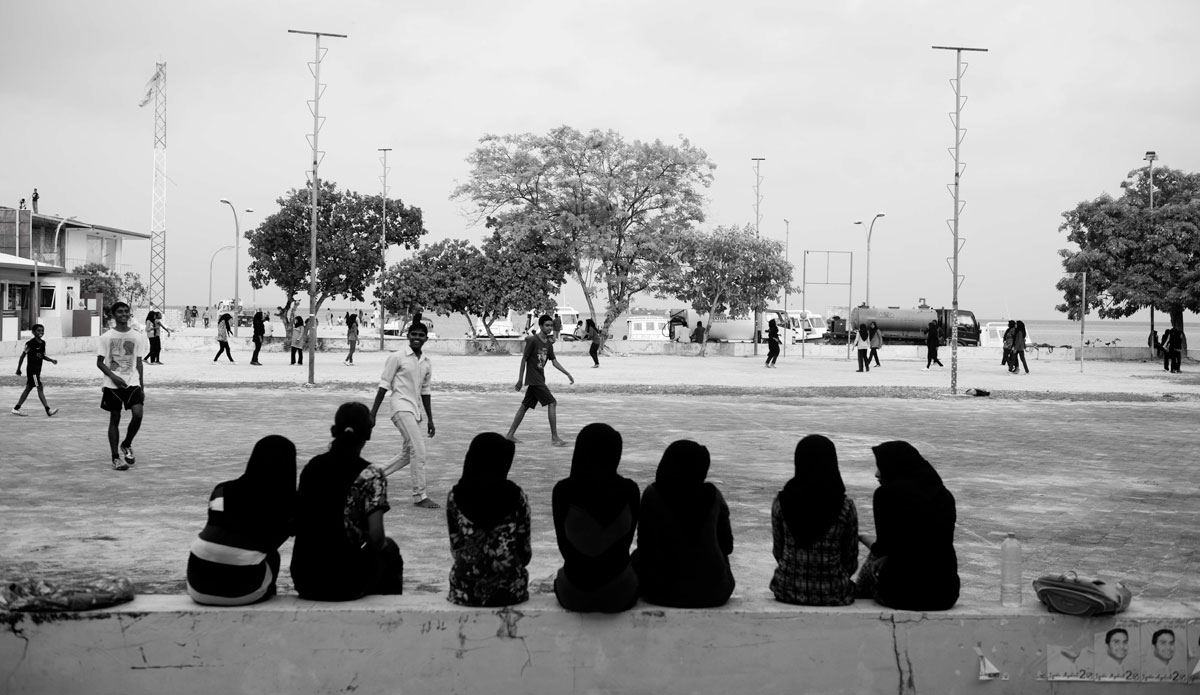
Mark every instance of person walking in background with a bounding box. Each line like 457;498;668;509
291;402;404;600
96;301;148;472
445;433;531;607
852;324;870;372
344;313;359;366
867;321;883;368
765;318;781;368
202;306;211;328
1163;324;1183;373
506;314;574;446
924;321;944;369
1008;320;1029;374
369;321;438;509
770;435;858;606
632;439;735;608
290;316;305;365
186;435;296;606
585;318;602;368
213;314;235;364
854;441;959;611
552;423;640;613
13;323;59;417
250;310;265;366
1001;319;1015;368
145;310;171;364
553;313;563;342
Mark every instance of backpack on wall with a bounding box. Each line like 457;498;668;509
1032;572;1132;617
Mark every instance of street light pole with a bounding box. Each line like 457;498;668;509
379;147;391;350
1144;151;1157;345
218;200;251;336
852;213;885;307
782;218;790;314
34;215;76;325
208;245;233;309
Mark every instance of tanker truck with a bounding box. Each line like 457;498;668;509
830;302;980;346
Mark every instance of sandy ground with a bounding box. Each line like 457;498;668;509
2;344;1197;609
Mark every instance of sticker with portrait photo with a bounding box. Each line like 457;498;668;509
1141;621;1188;683
1042;640;1094;681
1188;621;1200;683
1094;620;1141;682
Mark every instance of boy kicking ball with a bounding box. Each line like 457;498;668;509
506;314;574;446
12;324;59;417
96;302;149;471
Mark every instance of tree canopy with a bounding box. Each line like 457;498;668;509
654;224;793;355
452;126;714;342
1057;165;1200;330
72;262;147;309
246;181;426;321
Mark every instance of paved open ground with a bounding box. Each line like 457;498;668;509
2;343;1197;608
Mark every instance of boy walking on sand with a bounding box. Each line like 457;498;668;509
12;324;59;417
506;314;574;446
370;322;439;509
96;302;149;471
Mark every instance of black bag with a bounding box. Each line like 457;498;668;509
1032;572;1131;617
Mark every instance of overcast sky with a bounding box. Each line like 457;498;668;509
3;0;1197;320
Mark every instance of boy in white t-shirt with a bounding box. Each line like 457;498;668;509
96;302;149;471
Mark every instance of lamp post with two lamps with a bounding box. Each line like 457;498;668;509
218;199;252;335
33;215;76;325
852;213;885;307
208;246;233;310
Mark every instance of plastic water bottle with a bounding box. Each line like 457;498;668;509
1000;533;1022;607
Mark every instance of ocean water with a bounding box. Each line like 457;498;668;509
984;318;1156;348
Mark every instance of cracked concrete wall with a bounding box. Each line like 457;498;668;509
2;595;1195;694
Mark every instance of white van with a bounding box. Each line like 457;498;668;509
786;310;826;343
522;306;581;335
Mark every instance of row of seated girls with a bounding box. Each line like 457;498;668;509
186;402;959;612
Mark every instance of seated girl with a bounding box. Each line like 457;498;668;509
446;433;531;607
770;434;858;606
187;435;296;605
633;440;735;607
291;402;403;600
855;440;960;611
552;423;640;612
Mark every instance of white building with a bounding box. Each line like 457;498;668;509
0;207;147;341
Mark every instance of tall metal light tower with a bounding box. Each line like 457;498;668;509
932;45;987;395
139;63;167;311
378;147;391;350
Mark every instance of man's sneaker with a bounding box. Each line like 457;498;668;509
413;498;440;509
46;408;59;417
112;457;130;471
11;408;27;416
120;444;136;467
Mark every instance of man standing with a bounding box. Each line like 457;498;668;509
12;323;59;417
96;302;148;471
370;322;438;509
31;188;39;213
506;314;574;446
552;313;563;342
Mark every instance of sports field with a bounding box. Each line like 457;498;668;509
2;346;1198;607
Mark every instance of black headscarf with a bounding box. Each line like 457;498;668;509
452;432;521;528
223;435;297;520
296;403;374;539
873;440;945;497
563;423;628;524
652;440;716;521
779;435;847;547
252;310;265;334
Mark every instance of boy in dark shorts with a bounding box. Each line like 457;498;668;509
506;314;574;446
12;324;59;417
96;302;149;471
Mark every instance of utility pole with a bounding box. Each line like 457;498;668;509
139;63;167;312
751;157;765;356
289;29;347;385
378;147;391;350
933;45;987;395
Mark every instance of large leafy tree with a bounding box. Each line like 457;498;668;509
654;224;793;356
1057;166;1200;334
452;126;714;345
246;181;426;322
73;262;148;309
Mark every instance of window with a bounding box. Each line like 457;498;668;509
7;285;28;311
39;287;56;310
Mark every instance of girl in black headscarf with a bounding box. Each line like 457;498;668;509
187;435;296;605
854;441;959;611
552;423;640;612
250;310;265;366
446;432;531;607
291;402;403;601
770;435;858;606
852;324;870;372
633;440;734;607
765;318;781;368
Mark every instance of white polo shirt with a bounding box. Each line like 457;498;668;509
378;348;432;420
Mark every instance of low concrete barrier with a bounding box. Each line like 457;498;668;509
2;595;1195;694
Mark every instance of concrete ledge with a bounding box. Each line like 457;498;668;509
3;595;1196;694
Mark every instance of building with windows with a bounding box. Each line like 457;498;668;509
0;206;147;341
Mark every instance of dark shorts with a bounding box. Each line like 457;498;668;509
521;385;556;409
101;385;145;412
25;370;42;388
